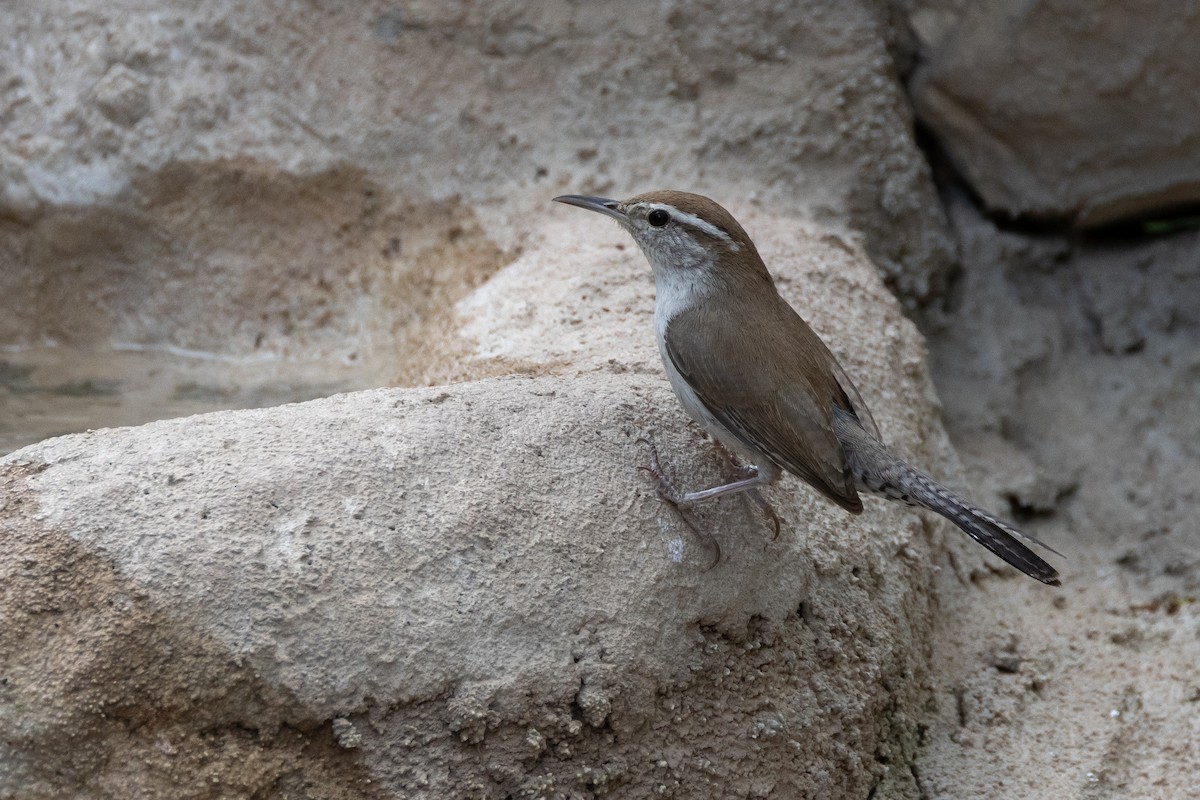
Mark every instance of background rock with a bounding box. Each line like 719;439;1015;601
913;195;1200;799
0;0;950;368
911;0;1200;227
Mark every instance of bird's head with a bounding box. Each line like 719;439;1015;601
553;190;769;288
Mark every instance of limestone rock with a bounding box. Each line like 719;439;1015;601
0;0;950;362
3;373;937;798
0;0;989;795
911;0;1200;227
1;214;962;798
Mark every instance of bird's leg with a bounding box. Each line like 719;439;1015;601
712;441;755;479
637;435;781;538
676;472;772;503
638;435;767;505
712;443;783;539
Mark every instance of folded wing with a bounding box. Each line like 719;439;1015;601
663;298;866;513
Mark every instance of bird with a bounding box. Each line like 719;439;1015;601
553;190;1061;586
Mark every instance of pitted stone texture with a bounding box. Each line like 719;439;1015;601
4;373;941;799
1;214;967;798
0;0;950;363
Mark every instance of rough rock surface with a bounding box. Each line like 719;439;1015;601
10;0;1195;797
911;0;1200;227
0;6;968;793
0;0;951;360
1;216;972;798
914;198;1200;798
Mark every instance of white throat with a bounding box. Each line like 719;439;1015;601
643;246;720;341
652;266;708;339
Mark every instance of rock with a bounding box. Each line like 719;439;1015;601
915;197;1200;800
2;375;933;799
911;0;1200;227
0;0;1007;795
0;215;964;798
91;64;152;127
0;1;950;365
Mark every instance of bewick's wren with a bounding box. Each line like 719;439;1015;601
554;190;1061;586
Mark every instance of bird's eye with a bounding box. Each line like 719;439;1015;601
647;209;670;227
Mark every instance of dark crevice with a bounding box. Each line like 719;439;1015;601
913;116;1200;250
911;761;929;800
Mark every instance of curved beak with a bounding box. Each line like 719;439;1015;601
552;194;626;222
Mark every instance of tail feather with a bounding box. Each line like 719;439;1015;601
964;498;1064;559
902;471;1061;586
832;408;1061;586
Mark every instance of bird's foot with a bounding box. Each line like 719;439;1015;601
636;434;720;567
713;442;754;480
636;434;691;509
747;488;782;540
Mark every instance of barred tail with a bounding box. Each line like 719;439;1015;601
833;408;1061;586
900;469;1061;586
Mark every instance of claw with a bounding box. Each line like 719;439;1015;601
636;433;719;566
748;488;783;540
636;433;689;508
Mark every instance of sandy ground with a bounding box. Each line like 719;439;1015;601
915;197;1200;798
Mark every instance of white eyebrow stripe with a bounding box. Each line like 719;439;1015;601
653;204;741;252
